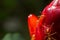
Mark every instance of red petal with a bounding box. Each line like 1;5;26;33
28;14;38;37
35;15;45;40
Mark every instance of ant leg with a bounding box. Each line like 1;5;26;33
51;37;56;40
50;32;56;36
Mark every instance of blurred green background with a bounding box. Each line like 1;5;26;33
0;0;52;40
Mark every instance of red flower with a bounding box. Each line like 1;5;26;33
28;14;45;40
28;0;60;40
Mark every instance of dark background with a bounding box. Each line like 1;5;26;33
0;0;52;40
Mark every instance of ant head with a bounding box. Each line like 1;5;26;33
43;23;54;33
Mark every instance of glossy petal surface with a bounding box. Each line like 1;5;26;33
41;0;60;39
